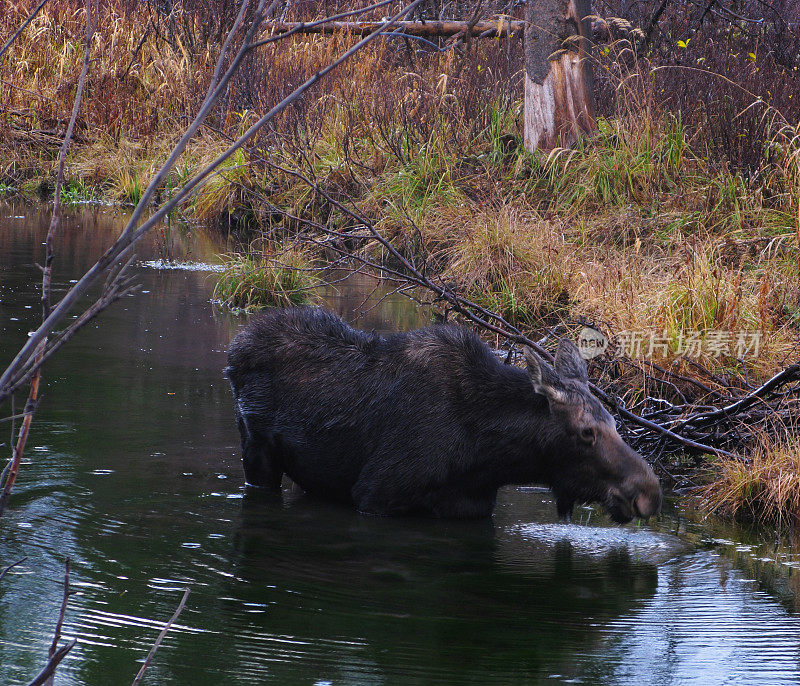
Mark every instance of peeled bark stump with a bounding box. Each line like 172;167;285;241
524;0;596;153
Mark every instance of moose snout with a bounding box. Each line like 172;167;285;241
608;440;663;521
629;467;662;519
633;486;662;519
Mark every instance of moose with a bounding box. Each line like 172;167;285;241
226;307;661;522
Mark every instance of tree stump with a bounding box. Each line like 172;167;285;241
524;0;596;153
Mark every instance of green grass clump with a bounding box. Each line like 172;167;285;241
214;244;320;312
60;178;99;204
537;114;689;212
377;129;462;215
112;168;145;204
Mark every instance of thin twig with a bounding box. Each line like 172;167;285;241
0;77;58;103
0;342;45;516
131;588;190;686
0;412;31;425
28;559;75;686
117;24;151;81
0;556;27;583
0;0;51;64
46;559;72;680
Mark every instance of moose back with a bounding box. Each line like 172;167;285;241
226;307;661;521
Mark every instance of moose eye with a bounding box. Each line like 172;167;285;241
580;427;596;443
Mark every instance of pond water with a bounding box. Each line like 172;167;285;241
2;202;800;685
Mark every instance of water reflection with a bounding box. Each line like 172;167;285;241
1;202;800;685
225;489;661;684
585;553;800;685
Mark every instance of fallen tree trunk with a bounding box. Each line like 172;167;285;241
262;19;524;38
260;17;642;42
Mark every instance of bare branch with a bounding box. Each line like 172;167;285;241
48;560;72;663
44;0;97;321
0;0;51;64
673;364;800;430
0;556;27;583
0;342;45;516
26;640;77;686
131;588;190;686
42;559;74;686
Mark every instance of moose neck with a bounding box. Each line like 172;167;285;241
467;362;562;489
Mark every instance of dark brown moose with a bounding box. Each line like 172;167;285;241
226;307;661;521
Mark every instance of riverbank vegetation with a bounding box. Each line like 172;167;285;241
699;430;800;524
2;0;800;521
213;242;320;311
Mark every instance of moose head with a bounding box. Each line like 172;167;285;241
524;340;662;524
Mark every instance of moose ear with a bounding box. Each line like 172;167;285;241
554;339;588;384
524;346;565;403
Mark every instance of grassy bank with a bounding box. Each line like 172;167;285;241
698;429;800;524
2;0;800;520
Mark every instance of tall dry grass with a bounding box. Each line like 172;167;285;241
698;428;800;524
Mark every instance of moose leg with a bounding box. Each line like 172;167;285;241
352;465;417;516
353;458;496;519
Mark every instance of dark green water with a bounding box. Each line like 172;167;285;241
2;203;800;685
